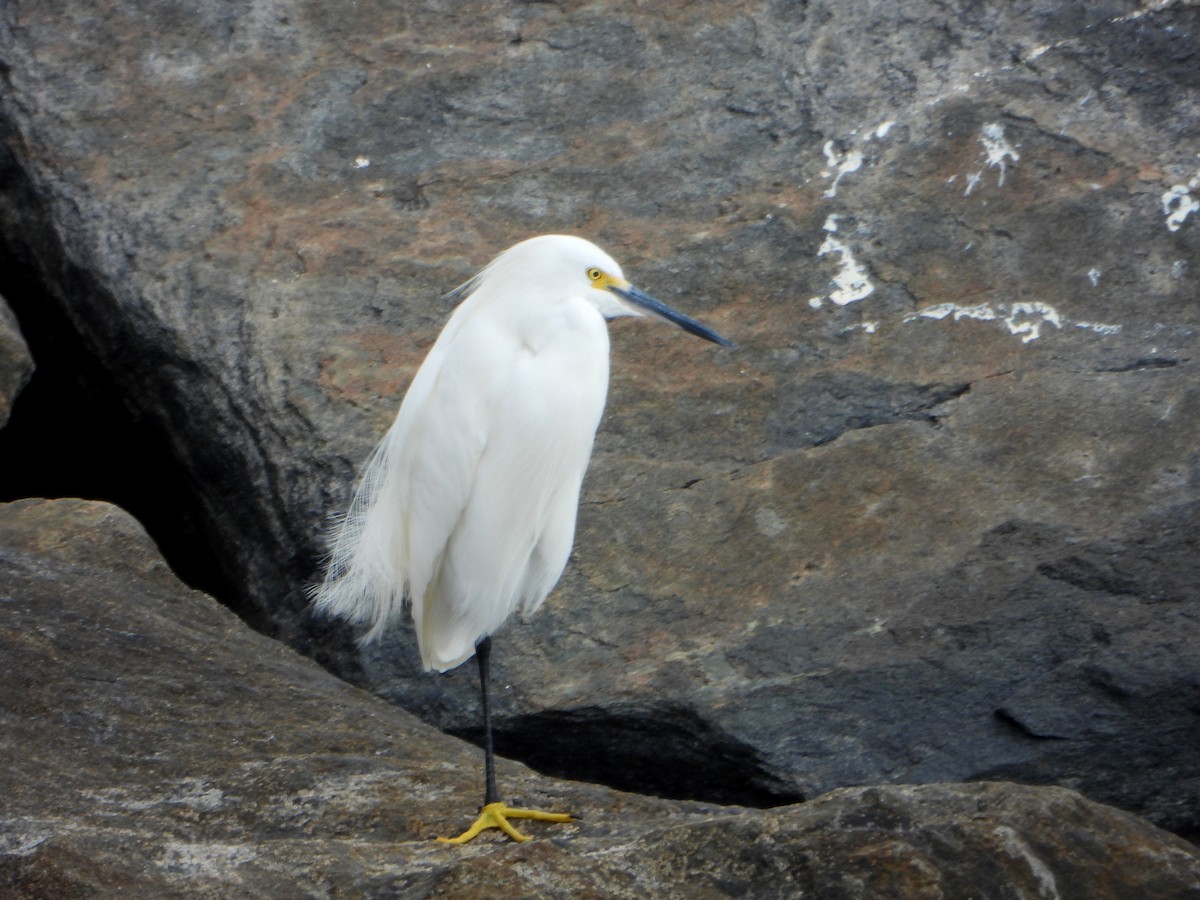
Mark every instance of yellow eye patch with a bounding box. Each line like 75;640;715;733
587;267;622;290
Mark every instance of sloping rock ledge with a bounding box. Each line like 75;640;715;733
2;497;1198;898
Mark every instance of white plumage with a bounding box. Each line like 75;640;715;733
312;234;730;672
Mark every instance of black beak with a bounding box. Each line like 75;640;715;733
609;283;733;348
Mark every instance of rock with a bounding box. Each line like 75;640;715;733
0;0;1198;841
0;296;32;427
3;497;1200;898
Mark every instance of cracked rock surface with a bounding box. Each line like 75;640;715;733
0;0;1198;842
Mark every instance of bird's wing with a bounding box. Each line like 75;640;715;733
411;301;611;670
395;302;522;667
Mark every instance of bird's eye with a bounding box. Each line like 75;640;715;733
586;267;604;283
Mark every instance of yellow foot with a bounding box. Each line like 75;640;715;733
436;801;573;844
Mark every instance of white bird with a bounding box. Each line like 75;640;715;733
312;234;730;843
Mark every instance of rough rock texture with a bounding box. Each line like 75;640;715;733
3;498;1200;898
0;296;31;427
1;0;1199;842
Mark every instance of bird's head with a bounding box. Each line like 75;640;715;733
484;234;732;347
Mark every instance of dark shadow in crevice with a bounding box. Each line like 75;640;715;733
0;132;251;625
0;254;248;618
452;704;806;809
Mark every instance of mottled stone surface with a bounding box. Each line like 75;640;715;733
0;0;1198;840
0;297;31;427
3;498;1200;898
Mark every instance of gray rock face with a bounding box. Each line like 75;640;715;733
3;498;1200;898
0;297;31;427
0;0;1198;843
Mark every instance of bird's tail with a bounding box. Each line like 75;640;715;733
309;430;408;645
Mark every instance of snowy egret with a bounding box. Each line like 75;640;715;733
312;234;730;843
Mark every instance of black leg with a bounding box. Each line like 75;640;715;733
436;634;572;843
476;635;500;806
